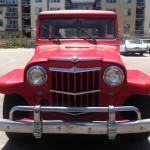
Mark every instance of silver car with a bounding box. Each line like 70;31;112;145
140;39;150;54
120;39;147;56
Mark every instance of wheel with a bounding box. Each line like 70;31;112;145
140;52;143;56
3;94;33;141
121;95;150;141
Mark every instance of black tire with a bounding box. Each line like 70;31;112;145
3;94;33;141
121;95;150;141
140;52;143;56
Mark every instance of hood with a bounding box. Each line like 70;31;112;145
27;45;124;66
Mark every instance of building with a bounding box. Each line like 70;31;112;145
0;0;22;38
144;0;150;37
0;0;147;39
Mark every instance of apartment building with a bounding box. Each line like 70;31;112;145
0;0;147;39
144;0;150;37
0;0;22;38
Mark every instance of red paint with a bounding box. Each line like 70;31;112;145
0;10;150;121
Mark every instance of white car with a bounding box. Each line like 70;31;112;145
120;39;147;56
140;39;150;54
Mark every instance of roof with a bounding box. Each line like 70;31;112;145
38;10;117;17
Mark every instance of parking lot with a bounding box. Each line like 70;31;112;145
0;48;150;149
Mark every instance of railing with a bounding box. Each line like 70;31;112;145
5;25;18;30
0;0;18;5
135;26;144;31
136;14;145;19
22;13;31;19
137;2;145;7
22;0;30;6
5;12;18;18
22;25;31;30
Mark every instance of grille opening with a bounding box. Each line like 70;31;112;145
50;70;100;107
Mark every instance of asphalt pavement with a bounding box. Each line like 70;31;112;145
0;48;150;150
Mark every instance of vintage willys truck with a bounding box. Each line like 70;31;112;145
0;10;150;141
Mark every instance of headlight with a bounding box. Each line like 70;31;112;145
27;65;47;86
103;66;124;86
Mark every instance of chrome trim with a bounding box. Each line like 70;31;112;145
0;105;148;140
103;66;124;87
50;58;100;62
49;66;101;73
26;65;48;86
50;89;101;96
33;105;41;138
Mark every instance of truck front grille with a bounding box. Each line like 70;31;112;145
49;67;101;107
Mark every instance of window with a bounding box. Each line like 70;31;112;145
35;7;42;15
82;5;89;10
124;0;131;3
0;20;3;26
73;4;80;10
106;0;116;3
0;7;3;15
49;0;60;2
124;8;131;16
35;0;42;2
106;8;116;12
50;7;60;11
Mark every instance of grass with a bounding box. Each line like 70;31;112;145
0;38;35;48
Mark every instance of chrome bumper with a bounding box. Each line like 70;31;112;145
0;105;150;140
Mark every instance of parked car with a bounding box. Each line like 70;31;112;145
140;39;150;53
0;10;150;142
120;39;147;56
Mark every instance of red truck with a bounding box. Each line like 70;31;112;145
0;10;150;141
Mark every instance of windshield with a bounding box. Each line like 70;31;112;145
39;18;116;39
142;40;150;43
126;40;141;44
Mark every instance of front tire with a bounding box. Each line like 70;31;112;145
121;95;150;141
3;94;32;141
140;52;143;56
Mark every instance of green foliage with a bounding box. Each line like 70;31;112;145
0;38;35;48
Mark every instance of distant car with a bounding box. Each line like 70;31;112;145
120;39;147;56
140;39;150;53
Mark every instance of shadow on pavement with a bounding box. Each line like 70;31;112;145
2;135;150;150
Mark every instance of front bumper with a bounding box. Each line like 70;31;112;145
0;105;150;140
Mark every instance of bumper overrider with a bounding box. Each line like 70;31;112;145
0;105;150;140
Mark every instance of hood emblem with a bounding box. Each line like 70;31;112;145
71;55;79;63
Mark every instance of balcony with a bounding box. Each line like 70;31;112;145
5;25;18;30
22;13;30;19
137;2;145;8
0;0;18;6
5;12;18;18
135;26;144;35
96;2;101;8
136;14;145;19
22;0;30;7
22;25;31;30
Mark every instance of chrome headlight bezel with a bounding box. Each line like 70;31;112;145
103;66;124;87
26;65;47;86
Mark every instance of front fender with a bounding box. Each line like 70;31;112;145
0;69;24;94
115;70;150;105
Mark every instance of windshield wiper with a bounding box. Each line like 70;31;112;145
42;25;60;42
76;26;96;42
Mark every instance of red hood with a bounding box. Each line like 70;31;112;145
27;45;124;66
